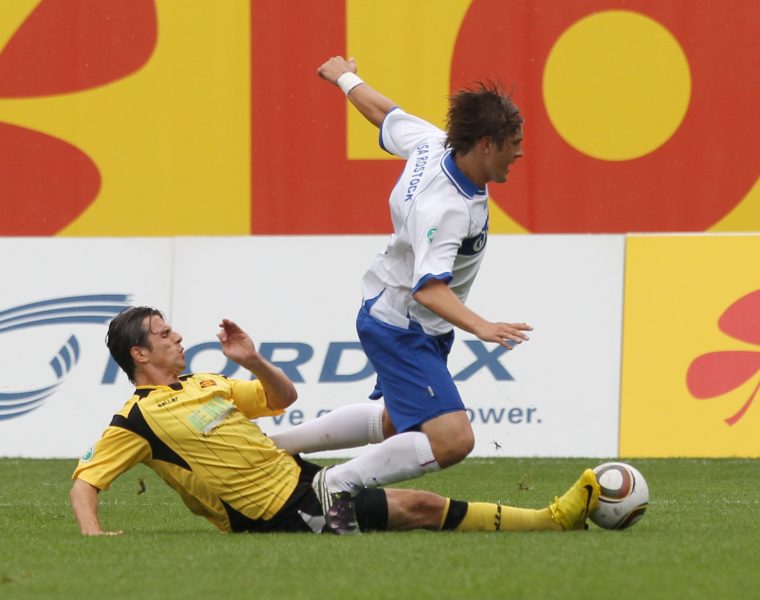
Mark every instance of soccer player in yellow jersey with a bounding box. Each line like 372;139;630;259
70;307;599;536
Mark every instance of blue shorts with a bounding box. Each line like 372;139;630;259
356;300;464;433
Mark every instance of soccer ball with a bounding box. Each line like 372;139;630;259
590;462;649;530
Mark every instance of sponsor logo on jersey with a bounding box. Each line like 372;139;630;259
199;379;216;388
459;225;488;256
426;226;438;243
187;395;234;435
157;396;179;408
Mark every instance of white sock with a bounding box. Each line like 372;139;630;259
325;431;440;494
269;403;385;454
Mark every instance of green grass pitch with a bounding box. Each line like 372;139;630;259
0;457;758;599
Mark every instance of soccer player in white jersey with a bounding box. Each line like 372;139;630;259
273;56;532;504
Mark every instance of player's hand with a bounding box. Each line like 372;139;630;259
473;321;533;349
317;56;357;84
217;319;258;365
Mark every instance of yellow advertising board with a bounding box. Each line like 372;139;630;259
620;235;760;457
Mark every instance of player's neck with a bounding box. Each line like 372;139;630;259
453;151;487;189
134;366;182;387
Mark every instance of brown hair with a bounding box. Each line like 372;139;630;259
106;306;164;383
445;81;522;155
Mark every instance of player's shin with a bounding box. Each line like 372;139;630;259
326;431;440;494
269;403;385;454
440;499;561;532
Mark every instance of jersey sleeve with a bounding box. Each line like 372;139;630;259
72;426;151;491
380;108;445;159
409;200;470;293
227;378;285;419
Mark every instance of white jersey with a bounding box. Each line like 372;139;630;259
362;108;489;336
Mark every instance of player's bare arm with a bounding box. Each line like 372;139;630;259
317;55;395;128
70;478;123;536
413;279;532;349
217;319;297;410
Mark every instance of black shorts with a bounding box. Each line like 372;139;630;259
225;457;388;533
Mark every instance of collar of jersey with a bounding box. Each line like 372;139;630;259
134;380;185;397
442;151;486;199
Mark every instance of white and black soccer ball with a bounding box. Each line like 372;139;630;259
590;462;649;530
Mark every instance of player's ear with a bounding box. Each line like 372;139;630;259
130;345;149;364
479;136;493;154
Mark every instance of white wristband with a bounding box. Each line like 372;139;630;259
336;72;364;96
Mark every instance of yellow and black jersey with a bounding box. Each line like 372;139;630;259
72;373;301;532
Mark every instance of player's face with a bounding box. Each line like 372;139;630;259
484;127;524;184
141;315;186;376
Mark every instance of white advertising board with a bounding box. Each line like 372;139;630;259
0;238;173;458
0;235;623;458
460;235;624;457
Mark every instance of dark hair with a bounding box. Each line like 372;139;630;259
106;306;164;383
445;81;523;155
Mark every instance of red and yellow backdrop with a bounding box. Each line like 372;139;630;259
1;0;758;236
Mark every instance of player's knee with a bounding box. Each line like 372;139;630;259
434;431;474;467
424;412;475;467
451;432;475;463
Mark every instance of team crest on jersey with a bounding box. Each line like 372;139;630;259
199;379;216;388
80;447;94;463
426;226;439;243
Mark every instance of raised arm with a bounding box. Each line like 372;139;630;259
317;56;395;129
70;478;123;536
217;319;298;411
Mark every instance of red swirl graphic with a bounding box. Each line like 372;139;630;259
0;0;157;234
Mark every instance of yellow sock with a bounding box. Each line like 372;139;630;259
441;499;562;532
498;505;561;531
